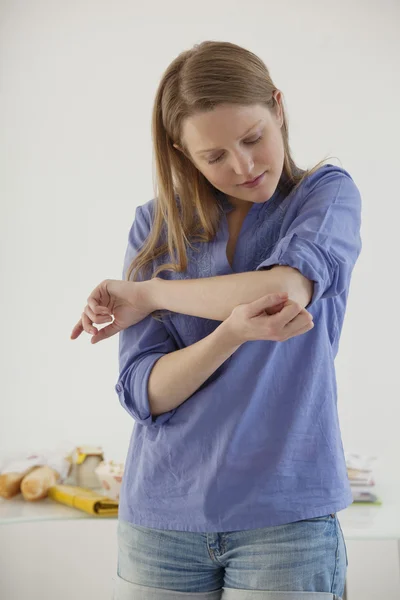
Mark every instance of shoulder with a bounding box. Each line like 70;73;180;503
294;163;362;214
135;197;157;223
128;197;169;252
126;198;158;236
302;163;360;198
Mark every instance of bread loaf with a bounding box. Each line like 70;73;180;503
0;467;36;498
21;465;60;501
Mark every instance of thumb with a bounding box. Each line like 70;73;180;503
247;292;288;317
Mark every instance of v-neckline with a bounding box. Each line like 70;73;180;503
221;205;258;272
215;185;285;273
225;209;251;269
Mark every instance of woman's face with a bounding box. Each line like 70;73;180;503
176;95;285;209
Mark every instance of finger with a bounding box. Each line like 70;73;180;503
90;321;120;344
281;311;313;336
247;292;289;316
70;319;84;340
268;301;303;327
282;320;314;341
283;311;313;335
284;309;312;328
87;296;110;316
84;304;113;325
82;311;98;336
264;308;311;341
264;301;286;316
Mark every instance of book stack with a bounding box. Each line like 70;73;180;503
345;453;381;505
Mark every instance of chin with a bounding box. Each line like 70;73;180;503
259;174;281;199
242;180;275;202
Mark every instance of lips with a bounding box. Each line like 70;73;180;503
240;171;266;186
243;174;262;184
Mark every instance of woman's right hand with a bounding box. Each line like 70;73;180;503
70;279;154;344
224;292;314;345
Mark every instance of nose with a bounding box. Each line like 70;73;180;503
229;149;255;178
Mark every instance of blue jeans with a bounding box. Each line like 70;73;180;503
114;513;348;599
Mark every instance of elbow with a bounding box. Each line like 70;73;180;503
148;391;175;419
269;265;314;308
149;400;162;419
148;378;176;420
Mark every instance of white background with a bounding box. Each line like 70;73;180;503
1;0;399;489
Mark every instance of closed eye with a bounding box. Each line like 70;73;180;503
207;136;263;165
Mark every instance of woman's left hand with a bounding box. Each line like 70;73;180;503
70;279;153;344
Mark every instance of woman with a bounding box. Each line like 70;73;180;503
71;40;361;599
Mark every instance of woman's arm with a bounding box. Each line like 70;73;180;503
148;320;241;416
143;266;313;322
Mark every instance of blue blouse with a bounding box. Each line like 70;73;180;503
115;164;362;532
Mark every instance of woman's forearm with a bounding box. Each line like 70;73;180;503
144;266;312;322
148;320;242;416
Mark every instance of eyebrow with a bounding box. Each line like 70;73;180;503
195;119;263;155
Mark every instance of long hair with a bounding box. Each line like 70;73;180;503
126;40;330;321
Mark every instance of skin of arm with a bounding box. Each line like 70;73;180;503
148;319;241;416
143;266;314;322
146;267;313;417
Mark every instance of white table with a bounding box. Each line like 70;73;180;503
1;485;399;600
337;481;400;600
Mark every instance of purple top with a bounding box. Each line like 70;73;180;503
115;164;362;532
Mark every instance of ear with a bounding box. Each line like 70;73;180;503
173;143;191;161
272;90;284;128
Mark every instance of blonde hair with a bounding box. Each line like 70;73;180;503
126;40;331;320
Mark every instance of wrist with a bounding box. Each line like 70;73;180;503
215;318;244;352
139;277;163;313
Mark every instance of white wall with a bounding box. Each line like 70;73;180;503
1;0;399;483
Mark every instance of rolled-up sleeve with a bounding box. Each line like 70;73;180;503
255;168;362;307
115;204;178;427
